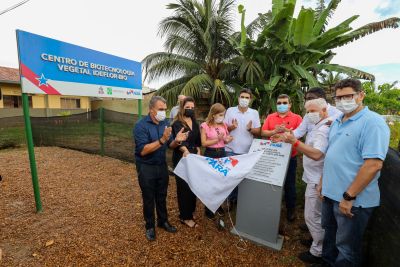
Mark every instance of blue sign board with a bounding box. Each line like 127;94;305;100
16;30;142;99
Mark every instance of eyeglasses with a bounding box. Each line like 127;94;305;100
277;102;289;105
334;93;358;101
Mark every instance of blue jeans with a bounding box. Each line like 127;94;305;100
321;197;374;267
226;151;240;202
284;156;297;210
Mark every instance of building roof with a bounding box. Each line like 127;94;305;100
0;66;20;84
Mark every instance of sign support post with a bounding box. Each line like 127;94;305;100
22;92;42;212
138;99;142;118
100;107;105;156
231;139;291;250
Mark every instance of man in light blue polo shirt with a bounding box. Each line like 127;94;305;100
319;79;390;267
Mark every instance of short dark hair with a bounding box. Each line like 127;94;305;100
334;78;362;93
239;88;252;97
277;94;291;103
306;87;326;100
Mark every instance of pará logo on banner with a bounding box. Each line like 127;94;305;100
205;157;239;177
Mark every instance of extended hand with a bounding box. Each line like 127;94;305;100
224;135;234;143
175;127;188;142
161;126;172;142
283;130;297;144
339;199;354;218
271;134;284;143
275;124;287;133
232;118;238;129
247;120;252;131
217;132;225;141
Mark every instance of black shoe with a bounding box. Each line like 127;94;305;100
300;223;309;232
300;238;313;247
216;207;225;216
145;228;156;241
287;208;296;222
310;262;330;267
298;251;323;264
157;221;177;233
205;209;215;220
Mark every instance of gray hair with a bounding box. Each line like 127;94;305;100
149;95;167;109
305;98;327;110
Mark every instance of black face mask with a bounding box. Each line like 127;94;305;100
184;109;195;118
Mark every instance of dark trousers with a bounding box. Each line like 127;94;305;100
322;197;374;267
284;156;297;210
204;148;226;217
136;162;169;229
175;176;197;220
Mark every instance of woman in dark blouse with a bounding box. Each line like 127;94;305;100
170;96;201;228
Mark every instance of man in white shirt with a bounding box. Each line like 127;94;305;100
294;87;341;139
224;88;261;204
280;98;330;265
169;94;186;121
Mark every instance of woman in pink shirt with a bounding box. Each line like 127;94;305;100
200;103;233;219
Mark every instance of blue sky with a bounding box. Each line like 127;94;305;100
0;0;399;87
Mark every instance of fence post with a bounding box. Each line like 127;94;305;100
100;107;105;156
22;93;43;212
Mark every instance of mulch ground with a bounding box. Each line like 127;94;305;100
0;147;307;266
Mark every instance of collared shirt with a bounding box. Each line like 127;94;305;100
134;115;172;165
262;111;302;157
302;118;330;184
170;105;179;120
294;104;342;139
322;107;390;208
224;106;261;154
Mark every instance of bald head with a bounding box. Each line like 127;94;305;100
178;95;186;103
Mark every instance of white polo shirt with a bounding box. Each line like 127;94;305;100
302;118;330;184
294;104;342;139
224;106;261;154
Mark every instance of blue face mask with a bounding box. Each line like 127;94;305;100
277;104;289;113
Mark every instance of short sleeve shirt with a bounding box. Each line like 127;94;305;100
200;122;229;148
224;106;261;154
134;115;173;165
262;111;303;157
322;107;390;208
302;118;330;184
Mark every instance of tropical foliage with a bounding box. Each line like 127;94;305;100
142;0;239;107
237;0;400;114
363;81;400;115
143;0;400;114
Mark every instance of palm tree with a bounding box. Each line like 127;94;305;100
319;71;343;102
142;0;239;107
238;0;400;114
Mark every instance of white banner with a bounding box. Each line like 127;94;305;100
174;152;263;213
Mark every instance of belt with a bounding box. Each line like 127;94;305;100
205;147;225;152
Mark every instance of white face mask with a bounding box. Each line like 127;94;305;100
239;98;250;108
214;116;224;124
335;98;359;114
306;112;321;124
155;110;166;122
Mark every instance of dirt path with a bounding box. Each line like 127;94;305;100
0;147;305;266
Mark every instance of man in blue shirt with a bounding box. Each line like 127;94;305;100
318;79;390;266
134;96;187;241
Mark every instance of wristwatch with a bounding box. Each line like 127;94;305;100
343;192;356;201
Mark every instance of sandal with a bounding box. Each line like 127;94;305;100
180;219;199;228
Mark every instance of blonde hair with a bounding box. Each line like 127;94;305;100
206;103;226;125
